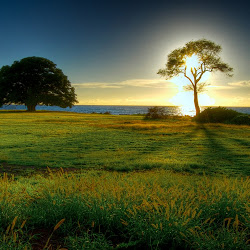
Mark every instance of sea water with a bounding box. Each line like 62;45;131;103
1;105;250;116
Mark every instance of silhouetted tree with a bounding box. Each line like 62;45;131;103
0;57;77;111
157;39;233;116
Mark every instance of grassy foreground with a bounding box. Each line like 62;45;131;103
0;111;249;249
0;169;249;249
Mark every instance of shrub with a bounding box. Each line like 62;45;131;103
193;107;241;123
145;106;168;119
230;115;250;125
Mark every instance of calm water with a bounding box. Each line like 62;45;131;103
1;105;250;116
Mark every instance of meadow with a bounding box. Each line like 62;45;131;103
0;111;249;249
0;111;249;176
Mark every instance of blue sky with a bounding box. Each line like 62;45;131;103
1;0;249;106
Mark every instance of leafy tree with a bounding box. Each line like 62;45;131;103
0;57;78;111
157;39;233;116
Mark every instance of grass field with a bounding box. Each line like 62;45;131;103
0;111;249;176
0;111;249;249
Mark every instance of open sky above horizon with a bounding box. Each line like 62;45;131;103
1;0;249;107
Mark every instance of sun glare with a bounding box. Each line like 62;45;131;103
170;91;215;107
185;54;200;70
168;53;212;115
170;91;215;116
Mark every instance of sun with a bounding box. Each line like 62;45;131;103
185;54;200;70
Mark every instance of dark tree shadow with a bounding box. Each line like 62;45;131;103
228;138;250;148
144;123;249;176
200;126;250;176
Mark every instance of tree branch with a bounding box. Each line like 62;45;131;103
184;67;194;86
196;71;204;83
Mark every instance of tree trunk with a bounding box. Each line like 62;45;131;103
194;89;200;116
27;104;36;112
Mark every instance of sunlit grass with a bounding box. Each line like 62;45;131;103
0;111;249;176
0;169;249;249
0;111;249;248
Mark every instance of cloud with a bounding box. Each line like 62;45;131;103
77;97;172;106
227;80;250;87
119;79;169;88
206;80;250;90
207;85;233;90
72;79;174;89
72;83;122;89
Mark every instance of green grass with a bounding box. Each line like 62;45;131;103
0;110;249;249
0;110;249;176
0;169;249;249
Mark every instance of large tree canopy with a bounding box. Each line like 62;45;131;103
0;57;78;111
158;39;233;115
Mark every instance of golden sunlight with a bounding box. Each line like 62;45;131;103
170;71;211;90
185;54;200;70
170;91;215;115
170;91;215;106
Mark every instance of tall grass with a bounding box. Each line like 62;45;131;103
0;169;249;249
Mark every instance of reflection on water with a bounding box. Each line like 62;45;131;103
176;106;210;116
177;106;197;116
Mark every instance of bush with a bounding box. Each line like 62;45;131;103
230;115;250;125
193;107;241;123
145;106;168;119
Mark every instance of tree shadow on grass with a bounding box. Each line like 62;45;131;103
200;126;249;176
228;138;250;148
145;123;249;176
133;124;211;174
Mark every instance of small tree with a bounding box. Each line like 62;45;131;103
0;57;78;111
157;39;233;116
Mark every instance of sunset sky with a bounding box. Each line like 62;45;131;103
1;0;249;107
